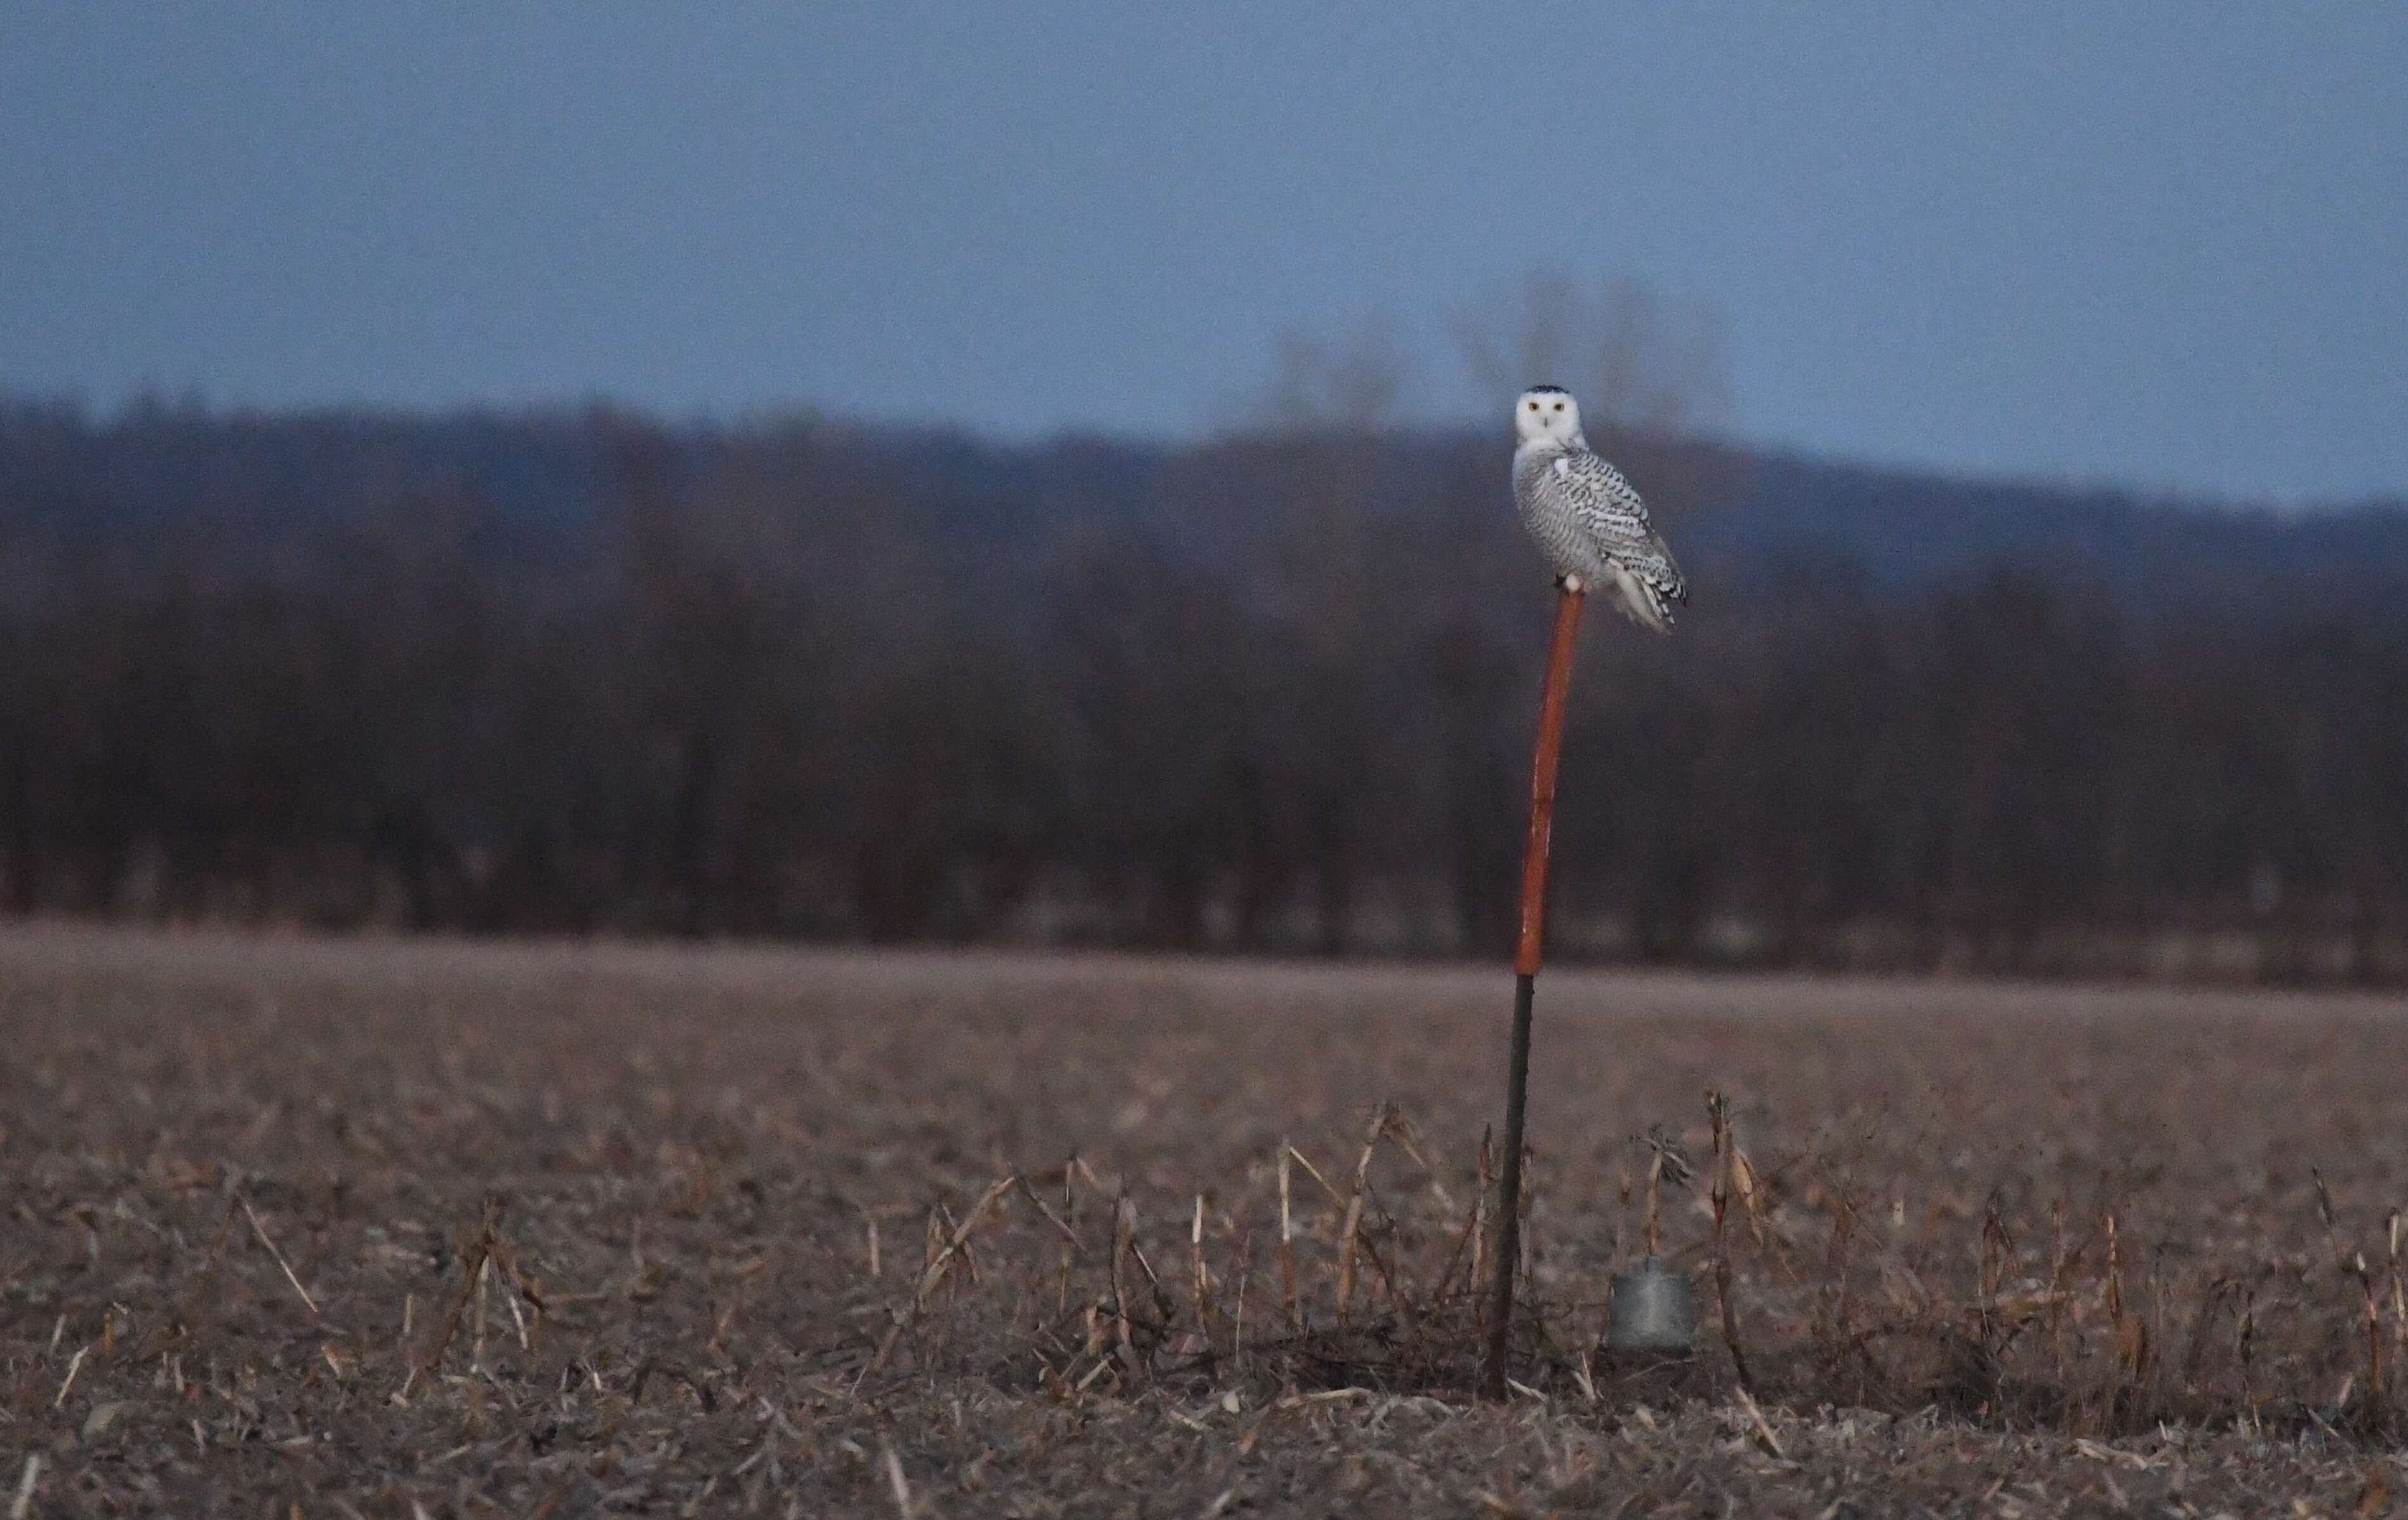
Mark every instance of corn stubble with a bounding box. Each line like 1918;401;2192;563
2;928;2405;1515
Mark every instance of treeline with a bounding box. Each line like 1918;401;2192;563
2;401;2405;981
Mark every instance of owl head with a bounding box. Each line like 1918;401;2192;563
1515;386;1583;446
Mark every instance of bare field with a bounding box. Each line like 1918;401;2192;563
4;925;2408;1516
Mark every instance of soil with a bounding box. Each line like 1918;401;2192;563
3;924;2405;1516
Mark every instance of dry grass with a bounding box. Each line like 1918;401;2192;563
3;924;2407;1514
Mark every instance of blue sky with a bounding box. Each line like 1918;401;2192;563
5;3;2405;500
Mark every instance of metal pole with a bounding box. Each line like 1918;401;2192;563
1481;586;1585;1400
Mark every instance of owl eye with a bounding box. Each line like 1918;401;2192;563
1553;403;1565;411
1527;401;1540;411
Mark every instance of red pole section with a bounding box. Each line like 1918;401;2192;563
1482;585;1585;1400
1514;590;1586;977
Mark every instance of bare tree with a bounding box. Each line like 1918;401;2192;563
2;399;2404;980
1250;313;1417;434
1451;270;1733;436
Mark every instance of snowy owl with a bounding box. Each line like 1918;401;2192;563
1512;387;1689;632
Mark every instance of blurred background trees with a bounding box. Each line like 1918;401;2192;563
1;281;2405;982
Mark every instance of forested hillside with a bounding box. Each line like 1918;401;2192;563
4;399;2404;979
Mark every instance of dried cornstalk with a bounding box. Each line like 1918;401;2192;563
1189;1194;1216;1351
1643;1150;1666;1258
1429;1139;1487;1303
2106;1211;2148;1389
1109;1196;1140;1377
402;1195;503;1398
1233;1230;1251;1373
2389;1213;2405;1361
1336;1103;1388;1326
1278;1143;1299;1331
2312;1168;2383;1416
2049;1197;2070;1389
239;1196;320;1319
1706;1091;1757;1396
865;1175;1017;1377
1471;1126;1491;1298
1058;1159;1081;1317
1381;1109;1458;1213
2352;1250;2385;1417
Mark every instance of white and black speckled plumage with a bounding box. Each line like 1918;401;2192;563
1511;390;1688;633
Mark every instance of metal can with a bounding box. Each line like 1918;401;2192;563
1606;1256;1696;1355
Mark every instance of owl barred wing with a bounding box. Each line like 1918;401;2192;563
1551;451;1689;603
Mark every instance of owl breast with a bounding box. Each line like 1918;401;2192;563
1513;450;1599;582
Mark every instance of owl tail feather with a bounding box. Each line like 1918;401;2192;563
1605;567;1677;634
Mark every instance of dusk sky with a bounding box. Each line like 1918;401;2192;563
6;3;2405;501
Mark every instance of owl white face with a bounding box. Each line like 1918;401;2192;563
1515;387;1582;445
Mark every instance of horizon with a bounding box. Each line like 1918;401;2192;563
10;387;2403;517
